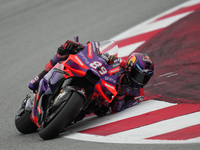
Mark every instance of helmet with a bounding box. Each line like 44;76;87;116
125;53;154;88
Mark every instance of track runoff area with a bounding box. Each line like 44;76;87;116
61;0;200;144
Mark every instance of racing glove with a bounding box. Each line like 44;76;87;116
57;40;84;55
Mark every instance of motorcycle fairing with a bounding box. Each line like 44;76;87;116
31;40;120;127
76;41;119;102
31;63;67;127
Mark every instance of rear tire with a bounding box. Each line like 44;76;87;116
15;110;38;134
38;91;85;140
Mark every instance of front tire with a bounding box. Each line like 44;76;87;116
15;110;38;134
38;91;85;140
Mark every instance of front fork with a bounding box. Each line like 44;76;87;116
16;93;35;119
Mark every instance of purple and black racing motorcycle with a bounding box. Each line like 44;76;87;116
15;37;120;140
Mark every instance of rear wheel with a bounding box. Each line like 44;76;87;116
38;91;85;140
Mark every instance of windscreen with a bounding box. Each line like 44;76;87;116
99;40;118;56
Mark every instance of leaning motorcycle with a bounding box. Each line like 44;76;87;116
15;37;120;140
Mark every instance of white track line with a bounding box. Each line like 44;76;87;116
108;112;200;142
63;100;175;133
118;42;145;57
112;0;200;41
113;11;192;42
64;112;200;144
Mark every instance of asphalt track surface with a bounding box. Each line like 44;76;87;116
1;0;199;150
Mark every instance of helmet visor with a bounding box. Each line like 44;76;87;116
129;67;151;85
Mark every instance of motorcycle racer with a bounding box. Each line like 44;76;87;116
28;40;154;115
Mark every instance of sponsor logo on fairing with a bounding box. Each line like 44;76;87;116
78;52;90;64
75;56;84;66
104;83;115;90
112;63;120;68
105;76;116;84
87;43;93;59
108;66;120;75
92;41;96;52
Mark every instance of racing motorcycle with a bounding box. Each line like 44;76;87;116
15;37;120;140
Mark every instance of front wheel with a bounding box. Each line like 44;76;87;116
15;110;38;134
38;91;85;140
15;94;38;134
